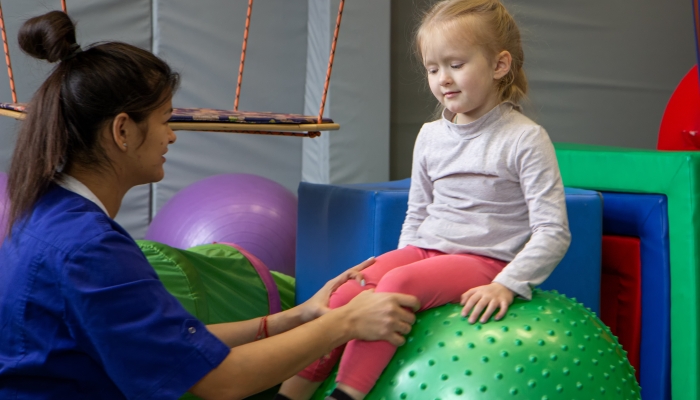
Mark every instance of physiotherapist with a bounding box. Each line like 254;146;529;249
0;11;419;399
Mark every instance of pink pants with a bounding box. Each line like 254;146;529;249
297;245;507;393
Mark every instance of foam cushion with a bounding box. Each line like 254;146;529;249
601;235;642;375
556;144;694;397
296;181;602;314
537;188;603;312
600;192;671;400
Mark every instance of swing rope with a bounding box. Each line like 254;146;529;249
0;0;66;104
234;0;253;111
233;0;345;124
0;1;16;104
318;0;344;124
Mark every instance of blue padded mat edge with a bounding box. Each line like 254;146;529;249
601;192;671;400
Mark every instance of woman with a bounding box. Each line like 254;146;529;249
0;11;419;400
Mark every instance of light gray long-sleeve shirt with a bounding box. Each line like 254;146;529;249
398;102;571;299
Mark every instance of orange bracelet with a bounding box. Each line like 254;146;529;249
255;315;269;340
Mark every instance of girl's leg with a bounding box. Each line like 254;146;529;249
277;246;428;399
336;253;507;397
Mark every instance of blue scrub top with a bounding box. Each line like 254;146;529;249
0;185;230;399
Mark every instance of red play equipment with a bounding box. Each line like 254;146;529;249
658;65;700;150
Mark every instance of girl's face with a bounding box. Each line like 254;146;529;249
422;28;507;124
126;98;176;185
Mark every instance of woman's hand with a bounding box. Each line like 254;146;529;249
298;257;374;323
344;290;420;346
460;282;515;324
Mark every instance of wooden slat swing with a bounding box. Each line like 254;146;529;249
0;0;344;138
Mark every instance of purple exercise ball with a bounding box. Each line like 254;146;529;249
0;172;8;244
145;174;297;277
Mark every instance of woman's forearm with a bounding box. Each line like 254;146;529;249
206;305;308;348
193;290;419;400
193;306;353;399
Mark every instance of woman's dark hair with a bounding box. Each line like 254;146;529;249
6;10;179;234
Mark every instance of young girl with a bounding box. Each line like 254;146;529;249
277;1;571;399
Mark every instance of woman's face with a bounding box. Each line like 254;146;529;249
126;98;176;185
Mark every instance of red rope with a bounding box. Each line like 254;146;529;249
61;0;67;13
317;0;345;124
234;0;254;111
0;1;16;104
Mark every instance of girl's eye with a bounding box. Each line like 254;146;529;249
427;68;438;74
451;63;464;69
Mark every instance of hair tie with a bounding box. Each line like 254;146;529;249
61;43;83;62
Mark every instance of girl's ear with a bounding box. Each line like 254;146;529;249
493;50;512;80
110;112;131;151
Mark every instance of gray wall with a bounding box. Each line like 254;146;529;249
390;0;697;179
0;0;391;239
152;0;309;229
0;1;696;235
303;0;391;185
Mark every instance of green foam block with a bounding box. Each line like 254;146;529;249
554;143;700;400
312;290;639;399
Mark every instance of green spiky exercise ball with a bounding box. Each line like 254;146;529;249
312;290;640;400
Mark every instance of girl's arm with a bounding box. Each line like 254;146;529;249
398;129;433;248
483;127;571;302
190;290;420;400
462;127;571;323
491;127;571;297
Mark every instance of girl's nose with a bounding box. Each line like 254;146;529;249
439;71;452;86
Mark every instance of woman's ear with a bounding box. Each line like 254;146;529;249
110;112;131;151
493;50;512;80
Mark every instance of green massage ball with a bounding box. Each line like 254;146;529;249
312;290;640;400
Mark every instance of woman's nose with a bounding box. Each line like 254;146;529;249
168;127;177;144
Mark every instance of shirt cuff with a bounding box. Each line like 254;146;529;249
141;319;231;400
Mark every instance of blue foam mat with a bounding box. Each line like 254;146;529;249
296;180;602;314
601;192;671;400
538;187;603;313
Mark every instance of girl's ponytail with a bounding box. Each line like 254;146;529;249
499;59;528;105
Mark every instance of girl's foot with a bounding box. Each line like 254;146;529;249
333;384;366;400
325;388;355;400
277;375;323;400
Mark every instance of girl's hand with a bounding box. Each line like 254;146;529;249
460;282;515;324
299;257;374;322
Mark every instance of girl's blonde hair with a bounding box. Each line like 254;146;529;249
416;0;527;105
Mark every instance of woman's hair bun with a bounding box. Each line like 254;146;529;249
18;10;77;63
